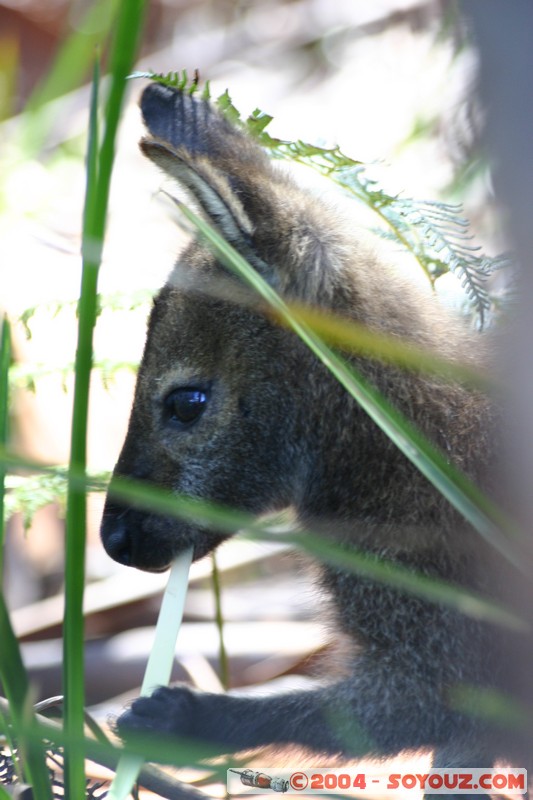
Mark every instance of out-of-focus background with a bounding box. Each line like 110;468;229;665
0;0;508;796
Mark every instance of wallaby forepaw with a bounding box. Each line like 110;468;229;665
116;685;196;739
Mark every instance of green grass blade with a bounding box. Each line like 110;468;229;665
102;476;527;631
0;594;53;798
96;0;148;222
276;302;491;390
0;316;11;583
172;201;524;570
62;58;101;800
0;319;30;793
0;695;230;778
63;1;147;794
211;552;230;689
0;447;526;631
257;528;526;632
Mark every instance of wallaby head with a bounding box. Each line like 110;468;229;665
101;83;344;570
101;82;490;572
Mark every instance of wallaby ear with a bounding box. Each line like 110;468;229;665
139;82;276;246
140;137;254;245
139;82;345;303
140;82;252;162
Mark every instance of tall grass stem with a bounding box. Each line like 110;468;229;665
0;316;11;583
63;2;147;796
211;552;230;690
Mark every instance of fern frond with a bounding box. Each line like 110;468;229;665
261;138;507;328
19;289;154;340
9;359;138;393
5;471;68;530
128;69;205;96
5;468;111;531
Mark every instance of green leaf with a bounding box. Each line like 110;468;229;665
216;89;242;125
0;317;10;582
246;108;274;137
5;471;68;531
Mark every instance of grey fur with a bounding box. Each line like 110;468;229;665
100;83;532;797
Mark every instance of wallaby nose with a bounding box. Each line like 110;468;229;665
101;516;132;566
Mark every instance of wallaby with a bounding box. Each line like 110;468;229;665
100;82;532;797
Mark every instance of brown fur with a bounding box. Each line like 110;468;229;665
101;83;532;797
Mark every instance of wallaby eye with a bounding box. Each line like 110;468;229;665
163;387;209;427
